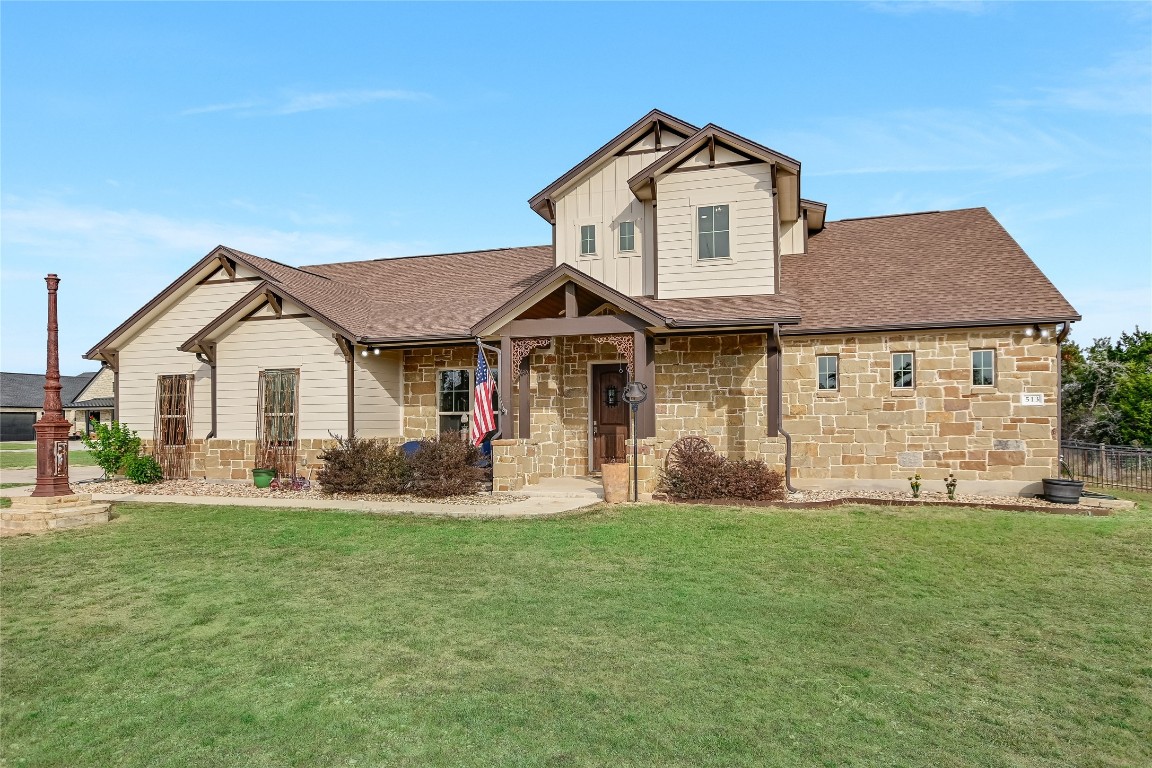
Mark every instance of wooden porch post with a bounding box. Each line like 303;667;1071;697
633;330;656;438
499;335;512;438
518;355;531;439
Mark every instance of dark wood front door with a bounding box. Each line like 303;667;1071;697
591;364;630;471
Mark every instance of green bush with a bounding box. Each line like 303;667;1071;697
317;436;411;494
123;454;164;484
81;421;142;478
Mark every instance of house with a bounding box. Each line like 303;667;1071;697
0;369;112;441
83;110;1079;495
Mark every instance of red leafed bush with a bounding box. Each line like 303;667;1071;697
405;432;487;498
657;437;785;502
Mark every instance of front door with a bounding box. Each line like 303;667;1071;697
591;364;630;471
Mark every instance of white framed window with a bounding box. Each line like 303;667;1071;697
817;355;838;391
618;221;636;253
438;369;471;434
972;350;995;386
698;204;731;260
892;352;915;389
579;224;597;256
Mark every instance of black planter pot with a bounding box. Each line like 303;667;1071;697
1042;478;1084;504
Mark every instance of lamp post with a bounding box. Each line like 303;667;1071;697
31;274;72;498
622;381;648;502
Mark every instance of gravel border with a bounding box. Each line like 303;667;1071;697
78;479;525;506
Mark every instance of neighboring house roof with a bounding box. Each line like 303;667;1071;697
781;207;1081;335
0;371;99;409
71;398;114;410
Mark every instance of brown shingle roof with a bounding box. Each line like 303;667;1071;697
301;246;554;340
781;207;1079;334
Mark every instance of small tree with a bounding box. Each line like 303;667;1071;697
81;421;142;478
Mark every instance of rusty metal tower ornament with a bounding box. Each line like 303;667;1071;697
31;274;73;497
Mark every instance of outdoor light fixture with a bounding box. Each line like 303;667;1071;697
373;348;380;355
1022;324;1052;340
361;349;368;357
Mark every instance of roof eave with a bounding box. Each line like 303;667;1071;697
780;316;1082;337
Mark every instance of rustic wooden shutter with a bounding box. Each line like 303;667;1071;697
153;374;194;479
256;369;299;477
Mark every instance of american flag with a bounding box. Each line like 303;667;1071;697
470;344;496;446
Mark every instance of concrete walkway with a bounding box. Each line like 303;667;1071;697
0;473;605;519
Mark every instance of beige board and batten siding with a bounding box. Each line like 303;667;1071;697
553;130;682;297
117;268;260;439
353;350;403;438
779;218;805;256
655;159;777;299
215;299;349;440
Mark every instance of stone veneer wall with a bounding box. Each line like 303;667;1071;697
403;346;478;438
145;438;337;482
781;329;1059;487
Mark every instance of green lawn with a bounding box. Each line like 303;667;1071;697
2;502;1149;768
0;449;97;469
0;441;36;451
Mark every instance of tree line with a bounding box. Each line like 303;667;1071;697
1061;326;1151;447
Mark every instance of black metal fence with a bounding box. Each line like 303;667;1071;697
1061;441;1152;491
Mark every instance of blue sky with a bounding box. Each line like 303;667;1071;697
2;1;1149;375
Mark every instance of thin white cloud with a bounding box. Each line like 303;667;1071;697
867;1;987;15
770;109;1105;181
181;88;430;117
1020;49;1152;116
273;89;428;115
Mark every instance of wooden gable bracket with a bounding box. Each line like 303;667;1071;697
708;134;716;167
654;120;662;150
332;334;354;363
217;255;236;280
265;291;283;318
103;349;120;373
564;283;578;318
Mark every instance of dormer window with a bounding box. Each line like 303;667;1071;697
619;221;636;253
698;205;730;259
580;225;597;256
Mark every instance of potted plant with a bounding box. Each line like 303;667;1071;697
945;474;958;500
1042;477;1084;504
252;468;276;488
908;473;922;498
601;459;630;504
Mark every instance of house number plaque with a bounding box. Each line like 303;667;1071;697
1020;393;1045;406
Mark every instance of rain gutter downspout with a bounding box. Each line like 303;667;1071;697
771;323;796;492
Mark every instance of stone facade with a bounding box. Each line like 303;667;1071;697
403;346;478;438
781;328;1059;490
490;328;1059;495
146;438;337;482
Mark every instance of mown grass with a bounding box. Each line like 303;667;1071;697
2;502;1149;767
0;449;96;469
0;441;36;451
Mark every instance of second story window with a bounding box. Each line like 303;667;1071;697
580;224;597;256
893;352;915;389
619;221;635;253
698;204;730;259
817;355;838;391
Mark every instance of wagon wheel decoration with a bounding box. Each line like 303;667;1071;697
664;436;716;471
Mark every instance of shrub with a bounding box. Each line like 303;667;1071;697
406;432;486;498
657;437;727;500
657;437;785;502
81;421;142;477
317;436;411;494
123;454;164;484
721;459;785;501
